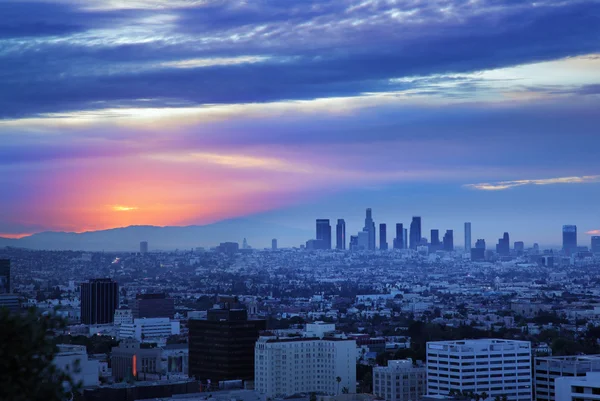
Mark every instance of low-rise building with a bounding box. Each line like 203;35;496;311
120;317;180;345
555;372;600;401
373;359;426;401
53;344;99;388
535;355;600;401
111;339;162;381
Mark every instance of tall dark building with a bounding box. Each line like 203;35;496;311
80;278;119;325
349;235;358;251
189;308;266;384
316;219;332;250
430;229;440;250
409;217;421;250
496;232;510;256
364;208;376;250
443;230;454;251
379;224;388;250
394;224;404;249
562;225;577;256
336;219;346;250
132;293;174;319
0;259;10;294
140;241;148;254
475;239;486;249
514;241;525;254
592;236;600;254
471;239;486;261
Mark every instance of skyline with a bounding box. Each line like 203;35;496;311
1;0;600;241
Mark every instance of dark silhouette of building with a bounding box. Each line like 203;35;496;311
316;219;332;250
443;230;454;252
430;229;440;251
471;239;486;261
271;239;277;250
464;222;472;253
562;225;577;256
132;293;174;319
349;235;358;251
514;241;525;254
379;223;388;250
140;241;148;254
363;208;376;250
409;217;421;250
188;308;266;384
404;228;408;249
336;219;346;250
393;224;404;249
0;259;10;294
496;232;510;256
80;278;119;325
217;242;239;255
593;236;600;254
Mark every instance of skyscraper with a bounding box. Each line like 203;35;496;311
336;219;346;250
364;208;376;250
471;239;486;261
0;259;10;294
443;230;454;251
80;278;119;325
464;222;471;252
140;241;148;254
430;229;440;250
514;241;525;254
592;236;600;254
316;219;332;250
409;217;421;250
496;232;510;256
394;223;404;249
379;223;388;250
404;228;408;249
562;225;577;256
271;238;277;250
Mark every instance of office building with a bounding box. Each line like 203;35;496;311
140;241;148;254
357;230;369;250
0;259;10;293
133;293;175;319
426;339;532;401
120;317;180;345
114;308;133;325
409;217;422;250
380;223;388;250
80;278;119;325
189;308;266;384
471;239;486;261
496;232;510;256
464;222;472;253
217;242;239;254
255;323;356;398
514;241;525;254
272;238;278;250
0;294;20;313
534;355;600;401
364;208;376;250
443;230;454;252
404;228;408;249
111;339;162;381
562;225;577;256
349;235;358;251
54;344;99;388
592;236;600;254
373;359;426;401
316;219;332;250
394;223;404;249
555;372;600;401
430;229;440;251
336;219;346;250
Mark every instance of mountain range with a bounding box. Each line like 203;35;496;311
0;218;312;251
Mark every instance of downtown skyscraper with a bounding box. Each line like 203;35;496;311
364;208;376;251
316;219;332;250
336;219;346;250
464;222;472;252
409;216;421;250
394;223;404;249
379;223;388;250
563;225;577;256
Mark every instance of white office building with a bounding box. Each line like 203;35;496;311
535;355;600;401
373;359;426;401
114;308;133;325
255;323;356;398
120;317;180;345
555;372;600;401
426;339;532;401
53;344;99;388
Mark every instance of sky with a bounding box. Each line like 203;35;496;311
1;0;600;247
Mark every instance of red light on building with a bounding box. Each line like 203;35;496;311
132;354;137;377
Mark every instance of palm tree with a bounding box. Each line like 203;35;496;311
336;376;342;394
481;392;489;401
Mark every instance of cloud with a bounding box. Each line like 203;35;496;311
465;175;600;191
111;205;139;212
586;229;600;235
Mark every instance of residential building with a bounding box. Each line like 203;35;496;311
555;372;600;401
132;293;175;319
80;278;119;325
562;225;577;256
188;308;266;384
336;219;346;250
120;317;180;345
54;344;99;388
111;339;162;381
426;339;532;401
373;359;426;401
535;355;600;401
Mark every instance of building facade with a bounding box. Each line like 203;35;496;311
373;359;426;401
380;224;388;250
120;317;180;344
132;293;175;319
336;219;346;250
535;355;600;401
111;339;162;381
317;219;332;250
364;208;376;250
54;344;99;388
562;225;577;256
394;224;404;249
465;223;472;253
443;230;454;252
591;236;600;254
555;372;600;401
114;308;133;325
426;339;532;401
80;278;119;325
409;217;421;250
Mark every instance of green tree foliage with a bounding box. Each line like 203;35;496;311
0;308;81;401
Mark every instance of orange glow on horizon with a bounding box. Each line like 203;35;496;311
0;233;33;239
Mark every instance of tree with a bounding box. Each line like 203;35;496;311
342;387;349;394
336;376;342;394
0;308;81;401
310;392;317;401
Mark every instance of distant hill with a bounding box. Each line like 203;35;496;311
0;218;311;251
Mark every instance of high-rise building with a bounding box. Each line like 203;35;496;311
357;230;369;250
394;223;404;249
140;241;148;254
534;355;600;401
189;308;266;384
404;228;408;249
379;223;388;250
0;259;10;294
562;225;577;256
471;239;486;261
555;372;600;401
255;323;356;398
349;235;358;251
514;241;525;254
592;236;600;254
364;208;376;250
316;219;332;250
496;232;510;256
426;339;532;401
132;293;175;319
336;219;346;250
373;360;426;401
443;230;454;252
430;229;440;251
271;239;277;250
80;278;119;325
409;217;421;250
464;222;472;252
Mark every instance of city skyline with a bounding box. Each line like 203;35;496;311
1;0;599;242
